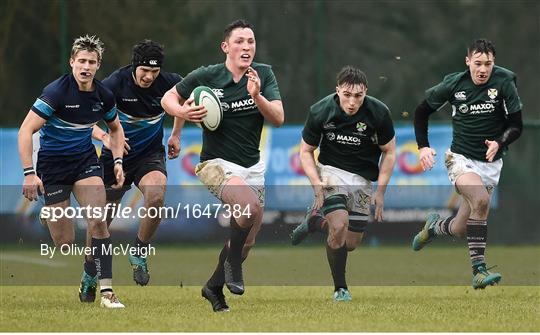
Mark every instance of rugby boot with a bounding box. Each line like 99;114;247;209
129;254;150;286
412;213;440;251
202;285;230;312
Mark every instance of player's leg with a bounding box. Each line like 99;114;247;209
129;170;166;286
412;200;470;251
455;172;500;289
42;198;75;247
414;150;472;250
79;152;127;301
73;176;124;308
322;193;350;301
290;206;327;245
333;183;370;301
201;178;260;311
81;197;119;302
219;176;263;295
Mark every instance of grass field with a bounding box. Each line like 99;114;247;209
1;245;539;331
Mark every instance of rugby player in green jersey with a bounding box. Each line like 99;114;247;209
411;39;523;289
161;19;284;312
294;66;396;301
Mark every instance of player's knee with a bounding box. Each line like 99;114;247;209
53;235;74;247
245;200;262;220
471;196;489;216
87;219;108;237
327;237;345;249
328;228;347;248
329;220;348;234
144;190;165;209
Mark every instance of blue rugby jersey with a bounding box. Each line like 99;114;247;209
31;74;117;156
102;65;182;156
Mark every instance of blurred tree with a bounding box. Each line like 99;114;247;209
1;0;538;126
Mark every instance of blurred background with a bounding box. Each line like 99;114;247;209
1;0;539;247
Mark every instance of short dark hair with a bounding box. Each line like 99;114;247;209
223;19;254;41
132;39;164;68
336;66;368;88
467;39;496;57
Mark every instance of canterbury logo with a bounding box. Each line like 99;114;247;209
149;60;158;65
454;91;466;100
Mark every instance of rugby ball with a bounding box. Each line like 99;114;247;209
189;86;223;131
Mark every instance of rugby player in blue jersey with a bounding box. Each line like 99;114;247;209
18;35;126;308
90;40;182;289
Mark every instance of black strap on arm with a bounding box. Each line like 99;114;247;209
496;111;523;147
414;100;437;149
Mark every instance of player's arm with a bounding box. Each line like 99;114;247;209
246;67;284;126
485;110;523;162
105;116;125;189
414;100;438;171
373;136;396;222
167;116;185;159
485;79;523;162
92;124;130;154
18;111;46;201
161;86;206;122
299;139;325;209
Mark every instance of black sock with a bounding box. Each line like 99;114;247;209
466;218;488;274
133;236;149;258
226;218;250;265
206;242;229;290
84;258;97;277
92;237;113;280
431;216;456;236
326;245;348;291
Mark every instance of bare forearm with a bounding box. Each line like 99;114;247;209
161;90;183;118
376;151;396;195
253;95;284;126
109;127;125;159
18;127;34;168
171;116;185;137
300;151;322;187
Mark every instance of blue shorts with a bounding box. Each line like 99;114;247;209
36;149;102;205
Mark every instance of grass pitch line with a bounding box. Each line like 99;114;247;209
0;253;67;268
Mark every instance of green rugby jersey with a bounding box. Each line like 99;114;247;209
176;62;281;168
302;94;395;181
426;65;523;161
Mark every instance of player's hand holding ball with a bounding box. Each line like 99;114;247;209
178;96;207;123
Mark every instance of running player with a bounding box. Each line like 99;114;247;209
292;66;396;301
79;40;182;297
18;35;126;308
161;19;284;312
411;39;523;289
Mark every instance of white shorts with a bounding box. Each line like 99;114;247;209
317;163;372;215
444;149;503;190
195;158;265;206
